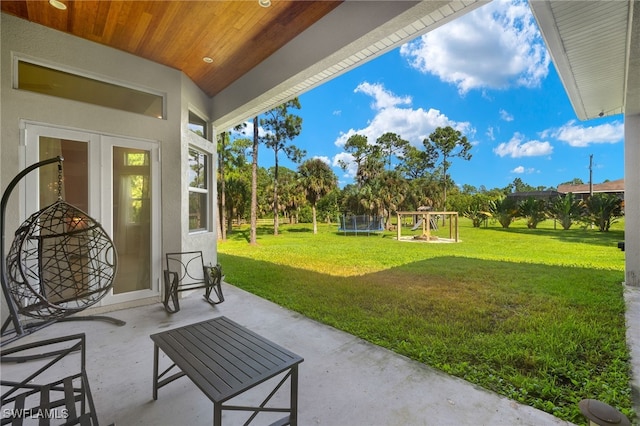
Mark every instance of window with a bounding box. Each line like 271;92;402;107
188;111;207;138
17;60;165;119
188;148;209;231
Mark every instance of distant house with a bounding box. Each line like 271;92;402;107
506;191;561;201
557;179;625;201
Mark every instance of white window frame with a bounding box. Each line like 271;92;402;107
187;146;210;233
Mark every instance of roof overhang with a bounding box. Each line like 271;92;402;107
211;1;487;130
530;0;639;121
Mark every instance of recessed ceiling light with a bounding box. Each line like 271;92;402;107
258;0;271;7
202;57;213;63
49;0;67;10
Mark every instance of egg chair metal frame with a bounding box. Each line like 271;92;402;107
1;156;125;346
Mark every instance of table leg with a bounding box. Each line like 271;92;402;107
213;402;222;426
290;365;299;426
153;343;159;400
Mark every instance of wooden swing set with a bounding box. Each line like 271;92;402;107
396;211;459;242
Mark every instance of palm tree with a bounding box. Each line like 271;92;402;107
463;194;491;228
376;170;407;230
298;159;337;234
584;193;623;231
488;197;519;228
548;193;584;230
518;197;548;229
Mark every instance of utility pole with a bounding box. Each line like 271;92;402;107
589;154;593;230
589;154;593;197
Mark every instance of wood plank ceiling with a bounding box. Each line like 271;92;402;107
1;0;343;97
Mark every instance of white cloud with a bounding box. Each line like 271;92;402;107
333;110;342;116
550;120;624;147
500;109;514;122
486;126;495;141
494;133;553;158
511;166;535;174
332;152;357;179
400;0;550;94
354;82;412;110
334;81;472;148
313;155;331;166
233;120;268;138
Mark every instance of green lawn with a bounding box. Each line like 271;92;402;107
217;217;633;424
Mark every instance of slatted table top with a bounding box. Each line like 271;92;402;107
151;316;303;403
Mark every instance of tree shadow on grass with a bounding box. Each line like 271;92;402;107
225;225;312;243
485;225;624;248
217;252;631;425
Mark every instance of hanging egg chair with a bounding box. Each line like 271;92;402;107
5;201;117;320
1;157;118;341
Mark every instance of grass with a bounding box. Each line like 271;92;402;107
217;217;633;424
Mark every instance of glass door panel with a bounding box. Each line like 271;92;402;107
38;137;88;211
38;137;90;303
112;147;151;294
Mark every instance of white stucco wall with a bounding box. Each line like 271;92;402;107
0;14;218;317
181;74;218;264
625;114;640;287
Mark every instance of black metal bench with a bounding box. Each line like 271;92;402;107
163;251;224;313
1;333;100;425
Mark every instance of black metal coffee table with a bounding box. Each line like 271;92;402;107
151;316;303;425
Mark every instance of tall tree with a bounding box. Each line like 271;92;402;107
338;134;384;186
424;126;472;214
397;144;437;180
376;170;408;230
250;117;259;245
217;131;230;240
559;178;585;186
276;167;305;224
376;132;409;170
261;98;305;235
298;158;338;234
509;177;537;193
217;130;250;240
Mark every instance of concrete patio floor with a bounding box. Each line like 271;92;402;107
4;282;639;426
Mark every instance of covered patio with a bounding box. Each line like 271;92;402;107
2;284;575;426
1;0;639;424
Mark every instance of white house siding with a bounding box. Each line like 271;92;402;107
0;13;218;316
625;114;640;287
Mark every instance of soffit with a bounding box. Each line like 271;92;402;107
0;0;342;97
530;1;637;120
211;0;487;130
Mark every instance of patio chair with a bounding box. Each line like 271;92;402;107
1;333;99;425
163;251;224;313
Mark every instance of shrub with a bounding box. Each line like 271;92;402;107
463;195;491;228
584;193;623;232
548;193;584;230
518;197;548;229
488;197;519;228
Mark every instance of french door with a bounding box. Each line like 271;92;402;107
24;123;160;305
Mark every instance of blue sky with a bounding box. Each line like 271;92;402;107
237;0;624;190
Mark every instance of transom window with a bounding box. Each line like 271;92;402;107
16;59;165;119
